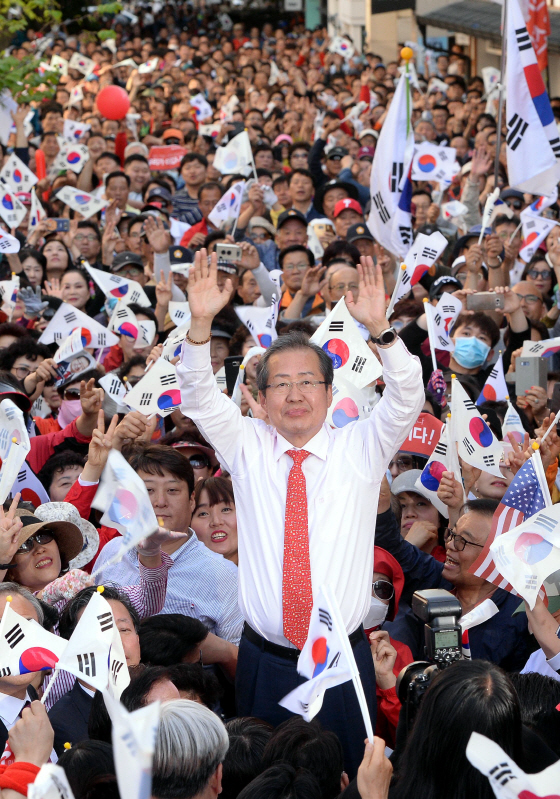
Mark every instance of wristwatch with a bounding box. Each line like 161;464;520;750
371;327;398;347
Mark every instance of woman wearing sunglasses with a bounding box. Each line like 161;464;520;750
365;546;413;747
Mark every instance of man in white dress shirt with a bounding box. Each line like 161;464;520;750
178;249;423;775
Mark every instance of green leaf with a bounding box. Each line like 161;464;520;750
98;29;117;40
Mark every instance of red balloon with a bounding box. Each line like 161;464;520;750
96;85;130;120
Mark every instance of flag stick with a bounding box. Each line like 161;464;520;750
539;409;560;445
423;298;438;371
386;263;406;319
41;669;59;705
493;0;508;187
508;221;522;244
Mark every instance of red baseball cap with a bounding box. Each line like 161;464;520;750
333;198;363;218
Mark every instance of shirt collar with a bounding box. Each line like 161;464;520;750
273;424;331;462
0;692;29;728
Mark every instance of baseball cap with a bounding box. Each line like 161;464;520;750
500;188;524;203
170;440;219;468
111;251;144;273
277;208;307;230
146;187;173;205
169;245;194;266
346;223;374;244
326;146;348;161
428;275;462;301
211;326;232;339
357;146;375;161
358;129;379;141
313;179;360;216
163;128;184;144
390;470;432;502
333;198;363;218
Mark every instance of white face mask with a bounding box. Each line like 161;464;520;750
363;595;389;629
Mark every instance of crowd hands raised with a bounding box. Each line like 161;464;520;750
0;5;560;799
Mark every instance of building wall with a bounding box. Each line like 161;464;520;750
327;0;367;52
365;8;416;61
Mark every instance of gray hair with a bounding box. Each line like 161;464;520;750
256;331;334;393
152;700;229;799
0;583;44;625
124;142;149;159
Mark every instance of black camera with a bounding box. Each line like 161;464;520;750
396;589;462;730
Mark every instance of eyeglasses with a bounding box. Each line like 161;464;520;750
16;531;54;555
506;200;523;210
388;455;414;471
251;232;270;242
444;528;484;552
189;455;210;469
74;234;98;242
265;380;327;395
330;282;359;293
283;263;309;272
372;580;394;601
526;269;551;280
62;388;80;400
518;294;541;303
12;365;32;379
118;268;143;278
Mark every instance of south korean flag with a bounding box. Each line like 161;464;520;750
450;377;504;478
0;601;67;678
0;153;37;192
53;590;130;698
310;298;382;389
124;358;181;417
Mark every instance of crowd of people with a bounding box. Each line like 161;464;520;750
0;4;560;799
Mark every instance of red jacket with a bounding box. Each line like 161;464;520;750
102;344;124;373
65;480;121;572
180;219;209;247
27;419;91;475
365;546;414;747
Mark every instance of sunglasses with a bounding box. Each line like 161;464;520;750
188;455;210;469
16;531;54;555
388;455;414;471
372;580;394;601
60;388;80;400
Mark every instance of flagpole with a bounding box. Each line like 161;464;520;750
423;298;438;372
41;669;60;705
494;0;508;186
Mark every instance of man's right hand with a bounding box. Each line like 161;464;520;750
9;701;54;767
188;249;233;340
239;241;261;271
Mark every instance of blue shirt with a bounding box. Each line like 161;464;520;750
94;531;243;644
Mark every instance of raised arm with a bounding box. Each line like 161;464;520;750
177;249;258;473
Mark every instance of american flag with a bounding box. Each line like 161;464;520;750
470;451;550;591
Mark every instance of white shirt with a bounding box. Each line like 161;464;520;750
0;692;29;732
521;647;560;681
177;337;423;646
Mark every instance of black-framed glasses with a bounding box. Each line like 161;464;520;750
17;531;54;554
526;269;551;280
372;580;394;601
444;528;484;552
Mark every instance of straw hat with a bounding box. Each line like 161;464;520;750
34;503;99;569
13;507;84;567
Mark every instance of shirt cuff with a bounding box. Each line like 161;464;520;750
546;650;560;672
179;339;211;370
378;335;415;372
78;475;99;487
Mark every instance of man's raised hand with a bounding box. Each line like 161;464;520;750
345;256;388;338
188;249;233;341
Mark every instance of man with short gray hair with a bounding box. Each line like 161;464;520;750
152;700;229;799
178;248;423;775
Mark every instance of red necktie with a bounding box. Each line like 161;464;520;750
282;449;313;649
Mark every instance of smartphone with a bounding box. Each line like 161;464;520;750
216;243;242;263
45;218;70;232
224;355;243;396
550;383;560;416
466;292;505;312
515;356;548;396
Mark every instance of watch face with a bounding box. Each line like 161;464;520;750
380;328;396;344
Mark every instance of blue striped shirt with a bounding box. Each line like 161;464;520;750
94;532;243;644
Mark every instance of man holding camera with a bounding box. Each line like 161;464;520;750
178;250;424;775
375;488;531;671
